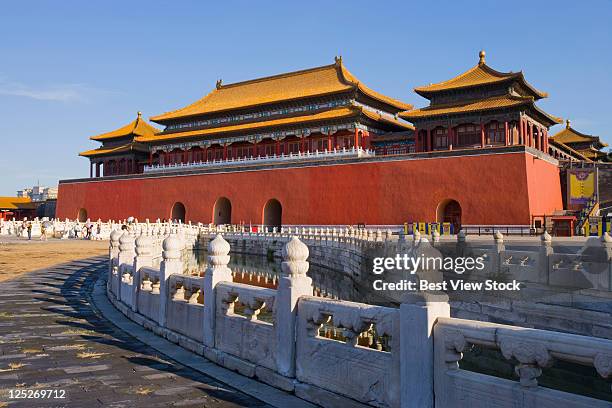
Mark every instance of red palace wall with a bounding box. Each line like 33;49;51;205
57;150;563;226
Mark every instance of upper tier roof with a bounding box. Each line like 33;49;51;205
399;95;562;125
414;51;548;99
551;120;608;148
150;58;413;123
79;142;148;158
139;106;413;144
90;112;160;141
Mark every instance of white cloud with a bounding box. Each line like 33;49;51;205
0;76;117;103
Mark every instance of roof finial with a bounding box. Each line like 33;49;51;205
334;55;342;65
216;79;223;89
479;50;486;65
137;111;142;119
566;119;571;129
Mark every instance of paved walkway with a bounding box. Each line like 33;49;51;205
0;257;272;407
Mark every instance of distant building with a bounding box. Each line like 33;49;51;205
17;185;58;202
0;197;38;220
549;120;609;162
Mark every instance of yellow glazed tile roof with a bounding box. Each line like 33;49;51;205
139;106;412;143
400;95;535;119
150;59;412;122
551;121;608;147
548;139;591;161
79;142;147;157
580;147;608;159
414;52;547;99
90;113;160;141
0;197;34;210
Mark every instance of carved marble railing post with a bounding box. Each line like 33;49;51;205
159;234;183;327
599;232;612;287
276;236;313;377
539;232;553;284
493;231;505;274
431;229;440;245
400;295;450;408
456;230;467;256
117;232;136;302
203;234;233;348
109;229;122;290
132;231;154;312
413;229;421;247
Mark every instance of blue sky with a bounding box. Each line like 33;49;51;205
1;0;610;195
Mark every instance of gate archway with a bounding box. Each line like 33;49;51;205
436;199;462;233
262;199;282;229
77;208;88;222
171;202;186;223
213;197;232;225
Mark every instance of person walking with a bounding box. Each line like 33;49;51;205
26;221;32;240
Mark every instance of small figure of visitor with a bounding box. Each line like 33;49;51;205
26;221;32;240
40;225;47;241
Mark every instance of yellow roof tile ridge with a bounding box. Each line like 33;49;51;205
414;63;517;93
217;63;338;89
338;63;412;110
90;113;160;141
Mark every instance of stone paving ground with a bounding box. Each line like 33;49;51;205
0;237;108;283
0;257;272;407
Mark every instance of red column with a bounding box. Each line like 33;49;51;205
327;133;332;151
301;137;306;152
448;127;454;150
426;128;431;151
275;139;280;155
504;121;509;146
528;122;533;148
223;145;228;160
89;162;93;178
480;123;485;148
544;129;549;154
354;129;359;148
414;128;419;152
203;147;208;161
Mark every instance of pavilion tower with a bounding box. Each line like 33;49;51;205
400;50;562;154
80;112;159;177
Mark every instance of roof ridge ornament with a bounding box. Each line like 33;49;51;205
137;111;142;119
566;119;571;129
479;50;486;65
334;55;342;66
216;79;223;89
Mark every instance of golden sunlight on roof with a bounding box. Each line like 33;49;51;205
414;50;548;99
150;58;412;122
551;120;608;147
90;112;160;141
79;142;147;157
400;95;535;119
0;196;34;210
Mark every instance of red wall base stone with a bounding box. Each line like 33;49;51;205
57;151;563;226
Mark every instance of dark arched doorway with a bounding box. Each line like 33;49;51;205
171;202;186;223
436;199;462;233
213;197;231;225
77;208;88;222
263;199;282;229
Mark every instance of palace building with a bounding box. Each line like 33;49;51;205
400;51;561;153
549;120;609;162
81;57;413;177
58;53;569;230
